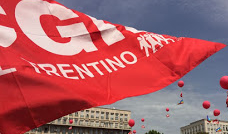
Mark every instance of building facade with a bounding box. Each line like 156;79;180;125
25;107;131;134
180;119;228;134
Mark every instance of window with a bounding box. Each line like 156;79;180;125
100;129;104;134
44;126;49;133
37;127;42;132
110;113;114;120
75;112;78;117
90;129;93;134
115;123;118;128
79;128;83;134
73;128;78;134
86;110;90;118
100;122;104;127
58;118;61;124
74;118;78;125
85;120;89;126
62;117;67;124
115;113;119;120
104;122;109;127
124;124;128;129
119;123;123;128
96;111;100;119
86;114;89;118
124;114;128;121
56;127;60;134
95;129;98;134
91;121;95;126
95;121;99;127
80;111;84;118
110;123;113;128
62;127;66;134
79;120;83;125
91;111;95;118
69;113;73;117
101;112;104;119
106;112;109;120
120;114;123;122
50;126;58;133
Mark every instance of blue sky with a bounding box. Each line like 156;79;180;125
55;0;228;133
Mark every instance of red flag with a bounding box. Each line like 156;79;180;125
0;0;226;133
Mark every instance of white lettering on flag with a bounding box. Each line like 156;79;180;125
88;15;125;45
15;0;97;56
0;6;17;48
0;66;17;76
0;6;6;15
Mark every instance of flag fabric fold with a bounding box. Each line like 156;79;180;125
0;0;226;133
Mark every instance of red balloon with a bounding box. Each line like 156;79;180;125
202;101;210;109
220;76;228;89
141;118;144;122
133;130;136;134
128;119;135;127
166;108;169;112
166;114;170;118
214;109;220;116
69;119;73;124
178;81;184;87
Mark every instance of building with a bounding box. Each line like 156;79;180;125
25;107;132;134
180;119;228;134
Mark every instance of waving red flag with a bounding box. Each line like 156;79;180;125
0;0;226;133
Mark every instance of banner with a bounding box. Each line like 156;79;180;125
0;0;226;133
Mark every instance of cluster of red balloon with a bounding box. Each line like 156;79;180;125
141;118;145;129
202;101;220;124
128;119;136;134
69;119;73;129
163;81;184;118
177;81;184;105
200;76;228;125
166;108;170;118
128;118;145;134
220;76;228;107
165;81;184;118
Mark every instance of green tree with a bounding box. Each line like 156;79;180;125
145;130;163;134
197;132;209;134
